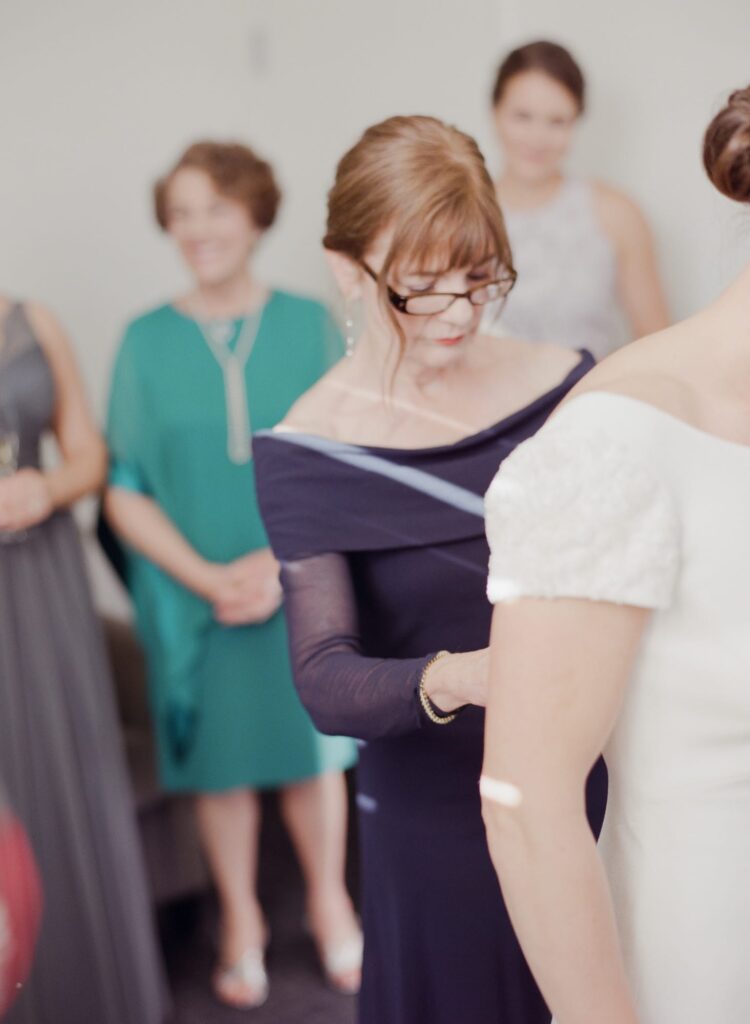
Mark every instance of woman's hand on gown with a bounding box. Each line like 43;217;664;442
423;648;490;712
210;548;283;625
0;469;53;531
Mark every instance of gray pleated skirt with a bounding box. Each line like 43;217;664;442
0;511;168;1024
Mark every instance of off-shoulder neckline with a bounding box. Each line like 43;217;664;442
262;351;593;458
562;390;750;459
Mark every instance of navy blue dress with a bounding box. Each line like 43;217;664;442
254;352;603;1024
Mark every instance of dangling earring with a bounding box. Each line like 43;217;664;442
344;303;356;358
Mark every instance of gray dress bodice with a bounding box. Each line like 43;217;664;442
0;303;55;469
491;178;623;360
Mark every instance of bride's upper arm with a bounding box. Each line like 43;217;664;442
483;598;648;808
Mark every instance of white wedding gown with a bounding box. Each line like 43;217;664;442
484;391;750;1023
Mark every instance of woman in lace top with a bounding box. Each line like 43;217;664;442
481;87;750;1024
254;114;603;1024
488;41;669;357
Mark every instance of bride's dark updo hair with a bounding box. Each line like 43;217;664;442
703;86;750;204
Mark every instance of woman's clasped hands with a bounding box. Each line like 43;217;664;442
206;548;283;626
0;469;53;533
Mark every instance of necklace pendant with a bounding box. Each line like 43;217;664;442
229;433;252;463
206;320;235;347
197;311;261;465
226;360;252;464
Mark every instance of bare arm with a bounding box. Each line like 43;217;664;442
104;486;219;598
0;305;106;531
481;597;648;1024
30;303;107;506
595;185;670;338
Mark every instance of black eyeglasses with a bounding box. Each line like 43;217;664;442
359;260;517;316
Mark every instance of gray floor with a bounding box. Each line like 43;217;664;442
163;791;359;1024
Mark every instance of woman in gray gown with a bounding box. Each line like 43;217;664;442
0;297;167;1024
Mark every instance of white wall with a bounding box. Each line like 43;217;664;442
0;0;503;415
1;0;749;612
1;0;748;412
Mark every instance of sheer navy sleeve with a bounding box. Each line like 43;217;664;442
280;552;437;740
252;399;600;742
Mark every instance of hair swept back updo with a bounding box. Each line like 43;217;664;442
703;86;750;204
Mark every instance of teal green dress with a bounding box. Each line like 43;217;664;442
106;290;357;792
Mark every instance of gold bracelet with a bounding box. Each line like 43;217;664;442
418;650;456;725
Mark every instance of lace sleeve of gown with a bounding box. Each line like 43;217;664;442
280;553;439;741
484;405;681;609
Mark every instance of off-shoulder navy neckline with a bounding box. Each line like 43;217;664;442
256;350;593;458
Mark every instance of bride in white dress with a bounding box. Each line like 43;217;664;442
480;86;750;1024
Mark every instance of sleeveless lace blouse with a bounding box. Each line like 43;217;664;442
489;179;623;360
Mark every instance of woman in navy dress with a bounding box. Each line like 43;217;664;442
254;115;599;1024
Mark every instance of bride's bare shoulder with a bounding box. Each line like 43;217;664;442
563;330;700;423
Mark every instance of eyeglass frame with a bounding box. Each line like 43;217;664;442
358;259;517;316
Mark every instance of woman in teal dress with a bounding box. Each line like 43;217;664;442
103;141;361;1010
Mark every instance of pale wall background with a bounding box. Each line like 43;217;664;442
0;0;506;414
0;0;749;607
1;0;749;416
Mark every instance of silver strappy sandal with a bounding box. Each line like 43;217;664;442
213;946;269;1010
318;930;364;994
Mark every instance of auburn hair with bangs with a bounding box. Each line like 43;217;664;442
323;115;514;338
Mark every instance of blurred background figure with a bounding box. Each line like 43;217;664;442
489;39;670;357
0;297;167;1023
0;782;41;1019
103;141;361;1011
255;113;596;1024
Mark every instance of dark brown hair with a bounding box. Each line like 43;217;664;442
703;87;750;205
154;141;281;231
492;40;585;113
324;115;513;320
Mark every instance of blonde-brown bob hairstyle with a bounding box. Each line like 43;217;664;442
323;115;515;340
153;140;281;232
